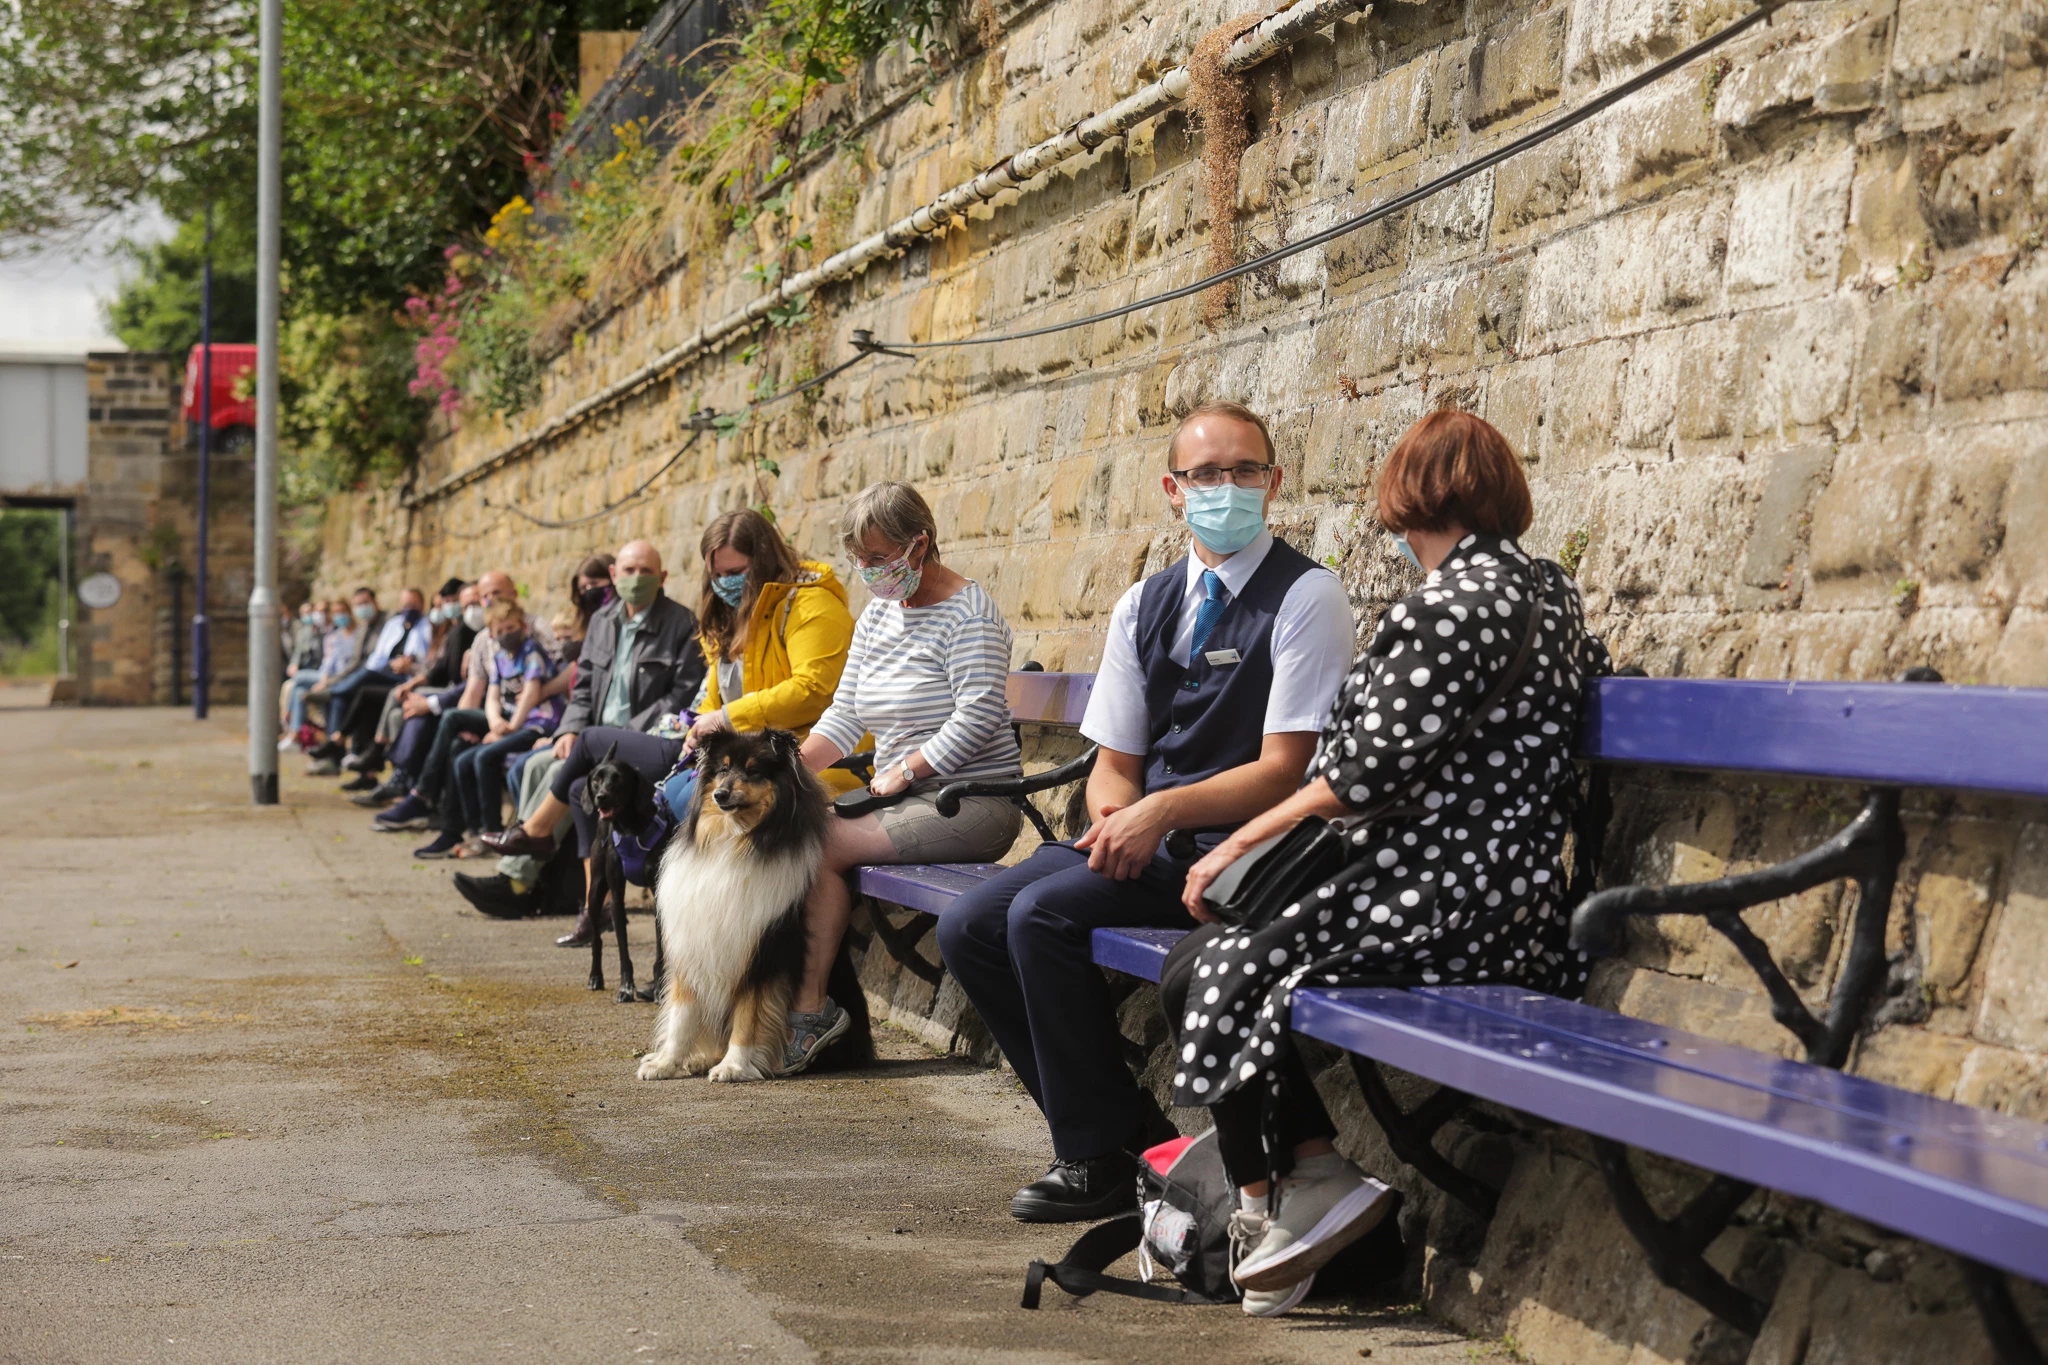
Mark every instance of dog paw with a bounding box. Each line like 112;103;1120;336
707;1059;768;1084
636;1054;682;1081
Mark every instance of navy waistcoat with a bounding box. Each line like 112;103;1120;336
1134;538;1317;823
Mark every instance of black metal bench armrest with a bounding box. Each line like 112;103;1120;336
830;751;876;782
1569;789;1904;1069
934;746;1098;818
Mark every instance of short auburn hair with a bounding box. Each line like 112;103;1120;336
1375;410;1533;537
1167;400;1276;467
484;599;527;631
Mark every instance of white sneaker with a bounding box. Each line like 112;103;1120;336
277;735;300;753
1232;1154;1398;1293
1241;1271;1315;1316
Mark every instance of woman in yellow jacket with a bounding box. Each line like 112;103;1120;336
666;508;863;805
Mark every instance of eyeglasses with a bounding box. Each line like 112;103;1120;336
1169;463;1276;490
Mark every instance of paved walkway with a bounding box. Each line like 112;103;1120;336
1;698;1486;1364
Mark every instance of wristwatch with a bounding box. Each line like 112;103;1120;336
899;760;917;788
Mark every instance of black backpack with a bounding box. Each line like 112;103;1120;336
1021;1132;1405;1309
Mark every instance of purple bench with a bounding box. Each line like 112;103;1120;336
1075;672;2048;1356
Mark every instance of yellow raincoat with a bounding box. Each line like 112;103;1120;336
698;561;864;793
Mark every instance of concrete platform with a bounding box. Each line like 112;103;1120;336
0;705;1485;1363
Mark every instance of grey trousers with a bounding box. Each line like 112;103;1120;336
497;752;573;886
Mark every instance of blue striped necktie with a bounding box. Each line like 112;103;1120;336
1188;570;1229;661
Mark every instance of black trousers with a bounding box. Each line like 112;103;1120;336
416;708;486;807
1160;923;1337;1189
547;726;685;857
339;680;396;752
935;841;1198;1162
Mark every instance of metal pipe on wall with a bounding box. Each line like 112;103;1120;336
247;0;282;803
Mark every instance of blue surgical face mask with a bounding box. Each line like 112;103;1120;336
352;603;376;624
711;572;748;608
1392;534;1424;571
1181;484;1267;557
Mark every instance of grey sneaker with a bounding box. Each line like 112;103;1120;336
779;999;852;1076
305;758;341;777
1231;1153;1398;1292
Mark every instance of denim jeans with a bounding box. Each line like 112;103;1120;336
284;669;323;732
450;730;549;834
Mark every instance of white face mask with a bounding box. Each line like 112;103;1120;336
462;604;487;632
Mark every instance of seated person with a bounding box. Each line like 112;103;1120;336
427;601;564;859
308;586;431;772
535;508;859;940
303;589;384;772
933;401;1353;1222
345;577;472;796
370;570;543;841
1165;410;1609;1316
472;540;705;911
279;600;332;753
788;480;1027;1074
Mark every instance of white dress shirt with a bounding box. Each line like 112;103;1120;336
1080;531;1355;756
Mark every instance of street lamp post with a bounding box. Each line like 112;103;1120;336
247;0;281;803
193;201;213;720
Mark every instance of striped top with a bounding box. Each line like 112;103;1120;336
812;580;1022;781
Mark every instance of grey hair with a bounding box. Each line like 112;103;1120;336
838;480;942;562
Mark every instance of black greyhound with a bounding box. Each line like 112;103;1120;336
563;744;672;1002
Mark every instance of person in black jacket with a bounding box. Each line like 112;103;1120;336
468;540;705;919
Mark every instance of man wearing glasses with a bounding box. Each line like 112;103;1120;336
937;401;1355;1223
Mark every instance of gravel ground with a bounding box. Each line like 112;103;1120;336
0;693;1495;1365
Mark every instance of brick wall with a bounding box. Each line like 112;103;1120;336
318;0;2048;1355
81;353;254;706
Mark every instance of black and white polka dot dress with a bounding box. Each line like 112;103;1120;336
1172;533;1611;1109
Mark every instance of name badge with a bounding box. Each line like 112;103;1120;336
1204;648;1243;666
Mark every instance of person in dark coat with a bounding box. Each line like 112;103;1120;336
1164;410;1610;1315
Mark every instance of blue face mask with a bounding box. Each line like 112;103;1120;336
711;572;748;608
1181;484;1267;556
352;603;376;624
1392;534;1424;571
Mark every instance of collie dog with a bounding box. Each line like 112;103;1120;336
636;727;869;1083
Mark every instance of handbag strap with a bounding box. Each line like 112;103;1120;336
1020;1215;1234;1308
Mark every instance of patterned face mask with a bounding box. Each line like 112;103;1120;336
857;542;923;602
711;572;748;607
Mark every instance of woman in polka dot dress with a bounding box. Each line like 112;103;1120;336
1157;410;1610;1316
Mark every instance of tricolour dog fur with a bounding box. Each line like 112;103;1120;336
636;727;871;1083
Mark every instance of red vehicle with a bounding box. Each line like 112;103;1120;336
181;343;257;447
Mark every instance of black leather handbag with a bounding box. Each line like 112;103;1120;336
1198;564;1556;930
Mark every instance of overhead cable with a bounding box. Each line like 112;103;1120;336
866;0;1790;350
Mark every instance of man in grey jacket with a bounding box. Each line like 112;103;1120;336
465;539;704;919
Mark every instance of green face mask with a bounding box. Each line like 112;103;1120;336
615;571;659;609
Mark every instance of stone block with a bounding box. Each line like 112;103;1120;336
1467;8;1567;128
1715;3;1894;129
1995;447;2048;609
1850;1024;1975;1097
1354;55;1434;179
1937;260;2048;405
1988;606;2048;685
1409;169;1493;263
1953;1042;2048;1121
1592;73;1717;204
1739;443;1835;592
1740;297;1860;440
1750;1247;2002;1365
1490;129;1588;238
1976;826;2048;1050
1724;137;1856;305
1891;0;2032;95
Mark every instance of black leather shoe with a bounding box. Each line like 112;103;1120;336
340;772;380;793
1010;1153;1138;1223
453;873;538;920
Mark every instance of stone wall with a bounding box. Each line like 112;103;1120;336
318;0;2048;1356
80;353;254;706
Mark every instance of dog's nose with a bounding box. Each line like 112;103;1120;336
711;787;739;810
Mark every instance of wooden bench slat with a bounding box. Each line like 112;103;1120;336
1584;678;2048;797
1429;985;2048;1170
1005;671;1096;727
853;864;1007;917
1088;926;1184;981
1291;986;2048;1283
